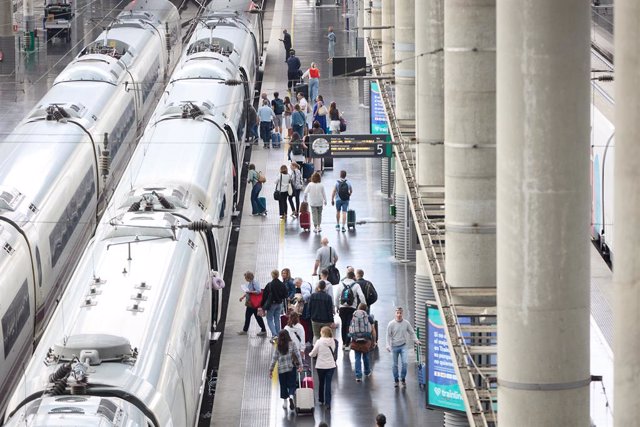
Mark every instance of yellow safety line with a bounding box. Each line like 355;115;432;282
290;0;295;41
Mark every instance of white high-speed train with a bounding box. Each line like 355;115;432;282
0;0;181;414
3;0;261;425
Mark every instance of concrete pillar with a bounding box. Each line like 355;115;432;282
393;161;409;261
364;0;371;39
371;0;382;42
394;0;414;122
381;0;394;74
23;0;35;33
497;0;590;424
444;0;495;291
0;0;15;75
614;1;640;425
415;0;444;187
414;249;433;350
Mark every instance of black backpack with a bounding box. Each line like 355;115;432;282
340;283;355;306
361;280;378;306
273;98;285;115
291;142;303;155
337;180;350;200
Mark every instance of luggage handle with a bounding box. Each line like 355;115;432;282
298;371;311;389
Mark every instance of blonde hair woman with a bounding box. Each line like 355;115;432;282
303;172;327;232
309;326;338;408
302;62;320;104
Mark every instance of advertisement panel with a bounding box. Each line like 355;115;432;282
370;81;389;135
426;304;466;413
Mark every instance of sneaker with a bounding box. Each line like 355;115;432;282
343;345;349;351
257;330;267;337
394;380;399;388
289;397;295;410
237;330;247;335
335;224;340;230
356;378;362;383
365;372;372;377
341;226;346;232
270;337;278;343
318;227;322;232
401;379;406;387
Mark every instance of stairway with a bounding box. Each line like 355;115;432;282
366;37;498;426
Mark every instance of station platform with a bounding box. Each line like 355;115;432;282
211;0;443;426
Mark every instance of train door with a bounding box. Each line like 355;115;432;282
204;229;220;332
239;67;250;141
223;125;239;210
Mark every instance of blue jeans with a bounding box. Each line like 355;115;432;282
309;78;319;103
251;123;259;140
354;350;371;379
266;303;283;337
317;368;335;405
392;344;408;381
250;182;262;214
260;121;272;145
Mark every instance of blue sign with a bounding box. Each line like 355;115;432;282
426;305;466;412
370;81;389;135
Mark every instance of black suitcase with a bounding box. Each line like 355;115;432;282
347;209;356;229
323;157;333;169
293;83;309;100
302;163;314;180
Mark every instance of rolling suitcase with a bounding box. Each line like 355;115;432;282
295;372;315;415
302;163;314;180
323;157;333;169
271;131;282;148
347;209;356;230
257;197;267;215
299;211;311;231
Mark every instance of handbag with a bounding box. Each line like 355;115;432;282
258;172;267;183
326;248;340;284
249;291;263;309
274;175;283;200
318;105;328;116
287;183;293;196
339;116;347;132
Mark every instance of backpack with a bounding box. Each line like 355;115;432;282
361;280;378;306
273;98;285;115
340;283;355;306
291;142;303;156
337;180;350;201
349;312;372;341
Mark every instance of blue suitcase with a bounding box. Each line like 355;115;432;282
302;163;314;180
257;197;267;214
271;132;281;148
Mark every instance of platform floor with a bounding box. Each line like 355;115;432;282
211;0;444;426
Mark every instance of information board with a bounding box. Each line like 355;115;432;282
426;304;467;413
308;134;391;158
370;81;389;135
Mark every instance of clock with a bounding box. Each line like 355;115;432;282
312;137;330;156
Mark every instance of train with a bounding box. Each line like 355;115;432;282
2;0;262;425
0;0;181;414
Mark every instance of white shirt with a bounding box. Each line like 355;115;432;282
334;278;366;309
285;324;306;353
275;173;292;192
309;337;337;369
304;182;327;207
298;97;308;114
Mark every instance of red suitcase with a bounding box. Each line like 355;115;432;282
299;211;311;231
280;314;289;330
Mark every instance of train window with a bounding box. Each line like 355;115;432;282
35;247;42;287
219;195;226;220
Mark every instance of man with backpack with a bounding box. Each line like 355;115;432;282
331;170;352;232
333;270;365;350
355;269;378;313
271;92;285;135
349;303;376;382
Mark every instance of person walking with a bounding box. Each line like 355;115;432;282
385;307;420;387
291;105;306;139
283;95;293;138
238;271;267;336
309;326;338;408
258;99;275;147
303;172;327;232
269;330;303;412
281;268;296;300
302;62;320;104
271;91;285;134
312;237;338;277
288;162;304;216
284;312;306;359
262;269;288;342
328;101;341;134
334;270;365;350
331;170;352;232
247;164;265;216
313;95;328;133
286;49;302;91
327;26;336;62
308;280;335;342
275;165;292;219
349;303;375;381
355;269;378;312
279;29;292;62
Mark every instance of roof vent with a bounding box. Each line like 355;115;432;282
54;334;131;365
0;187;24;211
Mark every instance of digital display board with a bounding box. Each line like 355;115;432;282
426;304;467;413
309;134;391;158
370;81;389;135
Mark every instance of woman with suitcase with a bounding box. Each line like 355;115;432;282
309;326;338;408
269;330;303;412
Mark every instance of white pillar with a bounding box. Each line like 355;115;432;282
394;0;414;122
444;0;495;291
415;0;444;187
381;0;394;74
497;0;591;424
371;0;382;42
614;0;640;425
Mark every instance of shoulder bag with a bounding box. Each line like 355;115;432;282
274;175;282;200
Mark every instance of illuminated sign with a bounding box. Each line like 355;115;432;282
309;134;391;158
370;81;389;135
